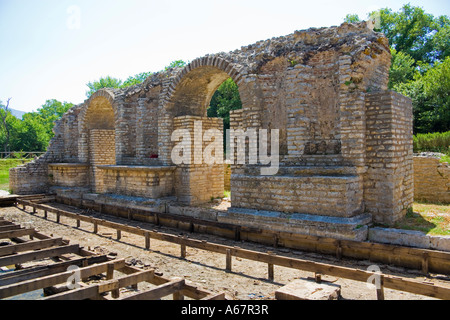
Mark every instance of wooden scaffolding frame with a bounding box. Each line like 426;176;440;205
9;197;450;300
0;216;225;300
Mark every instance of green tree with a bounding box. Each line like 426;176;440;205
86;76;123;98
344;14;361;23
207;78;242;131
374;4;448;64
9;113;49;151
0;99;12;153
389;48;417;88
122;71;152;87
34;99;74;139
395;57;450;133
164;60;186;71
86;60;187;98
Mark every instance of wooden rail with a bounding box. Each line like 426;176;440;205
52;195;450;276
16;199;450;300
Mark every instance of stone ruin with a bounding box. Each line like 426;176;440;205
10;22;414;241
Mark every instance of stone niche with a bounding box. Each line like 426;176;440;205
9;21;414;241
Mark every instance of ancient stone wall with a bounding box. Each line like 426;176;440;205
172;116;224;204
89;129;116;193
48;163;89;188
364;91;414;223
9;21;414;234
414;155;450;204
100;166;175;198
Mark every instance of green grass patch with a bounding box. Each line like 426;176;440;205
0;159;31;191
390;202;450;236
440;154;450;164
224;190;231;198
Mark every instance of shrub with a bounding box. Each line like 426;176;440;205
413;131;450;155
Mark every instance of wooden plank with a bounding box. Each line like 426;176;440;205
42;270;154;300
0;255;108;286
0;228;35;239
0;220;16;226
118;279;185;300
0;225;21;232
0;238;64;257
0;259;126;299
226;249;232;272
201;292;226;300
0;244;80;267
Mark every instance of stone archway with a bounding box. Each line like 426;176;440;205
158;57;247;204
78;90;117;192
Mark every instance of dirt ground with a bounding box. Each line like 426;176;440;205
1;202;449;301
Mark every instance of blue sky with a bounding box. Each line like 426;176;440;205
0;0;449;113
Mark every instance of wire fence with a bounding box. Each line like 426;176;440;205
0;152;45;159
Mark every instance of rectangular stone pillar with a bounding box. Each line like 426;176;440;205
364;91;414;224
89;129;116;193
172;116;224;205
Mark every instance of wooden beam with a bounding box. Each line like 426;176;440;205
0;228;35;239
118;279;185;300
0;255;108;287
0;259;126;299
0;225;21;232
201;292;226;300
0;244;80;267
226;249;232;272
0;238;64;257
0;220;16;226
42;270;154;300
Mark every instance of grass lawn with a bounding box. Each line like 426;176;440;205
0;159;31;191
389;202;450;236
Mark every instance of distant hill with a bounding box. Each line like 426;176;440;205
9;108;27;119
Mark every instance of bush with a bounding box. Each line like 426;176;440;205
413;131;450;155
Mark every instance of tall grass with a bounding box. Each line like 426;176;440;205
413;131;450;155
0;159;30;191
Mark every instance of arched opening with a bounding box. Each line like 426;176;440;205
84;95;116;192
165;61;244;204
207;77;242;195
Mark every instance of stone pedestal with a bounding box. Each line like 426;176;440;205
275;279;341;300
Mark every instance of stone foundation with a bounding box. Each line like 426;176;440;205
99;165;176;198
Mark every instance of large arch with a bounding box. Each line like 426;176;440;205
157;56;248;204
161;56;247;117
78;89;117;192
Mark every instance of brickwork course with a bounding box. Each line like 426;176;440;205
10;21;414;239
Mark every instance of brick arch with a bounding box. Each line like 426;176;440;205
78;89;117;164
79;89;117;132
161;56;247;117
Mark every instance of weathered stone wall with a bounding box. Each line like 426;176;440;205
364;91;414;223
89;129;116;193
173;116;224;204
414;155;450;204
231;173;363;218
48;163;89;188
9;21;414;231
100;166;176;198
